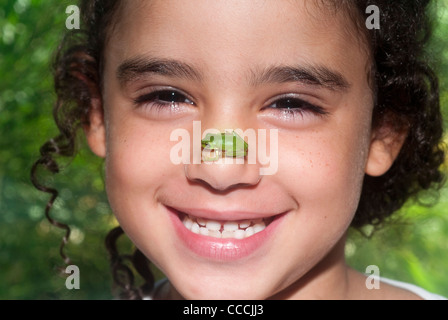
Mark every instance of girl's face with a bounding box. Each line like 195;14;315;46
86;0;390;299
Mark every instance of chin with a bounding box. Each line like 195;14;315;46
168;269;273;300
181;284;267;300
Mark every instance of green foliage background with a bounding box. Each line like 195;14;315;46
0;0;447;299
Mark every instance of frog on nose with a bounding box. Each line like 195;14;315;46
201;131;248;162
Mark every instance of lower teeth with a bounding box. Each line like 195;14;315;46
182;215;267;239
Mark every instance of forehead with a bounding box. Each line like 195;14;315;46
106;0;369;87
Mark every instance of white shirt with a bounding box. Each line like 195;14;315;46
379;277;447;300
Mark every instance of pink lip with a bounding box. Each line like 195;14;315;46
166;206;286;262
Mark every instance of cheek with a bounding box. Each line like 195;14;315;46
103;117;176;221
277;127;370;219
102;117;183;267
106;130;165;192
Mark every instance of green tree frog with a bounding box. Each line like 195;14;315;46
201;131;248;161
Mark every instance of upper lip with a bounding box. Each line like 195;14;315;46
167;205;286;222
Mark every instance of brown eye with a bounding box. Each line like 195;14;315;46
135;90;194;106
269;97;327;116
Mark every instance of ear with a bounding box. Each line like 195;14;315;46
70;53;107;158
365;121;408;177
83;95;107;158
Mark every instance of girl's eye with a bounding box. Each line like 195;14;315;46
266;97;328;118
133;89;195;112
151;90;194;105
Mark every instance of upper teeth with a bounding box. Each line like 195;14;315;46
182;215;267;239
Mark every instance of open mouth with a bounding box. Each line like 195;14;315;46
167;206;287;261
171;208;276;240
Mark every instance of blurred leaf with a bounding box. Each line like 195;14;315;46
0;0;447;299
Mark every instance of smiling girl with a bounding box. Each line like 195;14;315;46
32;0;446;300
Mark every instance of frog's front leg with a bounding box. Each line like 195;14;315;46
201;133;223;162
202;147;220;162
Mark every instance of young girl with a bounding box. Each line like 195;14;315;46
32;0;447;300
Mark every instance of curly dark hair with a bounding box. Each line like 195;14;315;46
31;0;446;299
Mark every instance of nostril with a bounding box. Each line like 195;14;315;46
184;159;262;192
187;177;235;193
187;178;259;194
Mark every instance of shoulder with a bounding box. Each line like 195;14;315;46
349;269;447;300
378;277;447;301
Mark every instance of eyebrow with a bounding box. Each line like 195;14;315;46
249;65;350;91
117;56;350;91
117;56;203;85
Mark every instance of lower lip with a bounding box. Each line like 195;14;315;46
166;206;286;262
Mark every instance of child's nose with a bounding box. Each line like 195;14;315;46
184;121;262;191
183;107;264;191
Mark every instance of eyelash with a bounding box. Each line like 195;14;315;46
263;94;329;119
134;90;328;119
133;89;195;112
